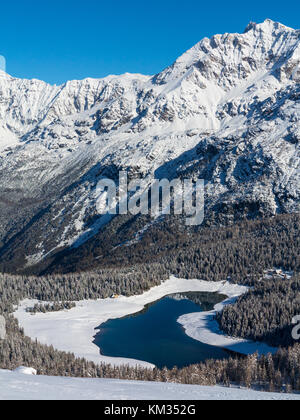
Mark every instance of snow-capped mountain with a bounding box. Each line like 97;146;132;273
0;19;299;272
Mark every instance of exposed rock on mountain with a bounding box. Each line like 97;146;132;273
0;19;299;272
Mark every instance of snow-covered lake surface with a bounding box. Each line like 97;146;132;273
1;369;299;400
178;296;277;356
14;277;276;368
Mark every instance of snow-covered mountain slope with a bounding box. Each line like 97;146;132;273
1;369;299;400
0;19;299;271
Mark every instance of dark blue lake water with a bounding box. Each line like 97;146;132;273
93;292;230;369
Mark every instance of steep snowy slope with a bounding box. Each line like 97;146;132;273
0;19;299;272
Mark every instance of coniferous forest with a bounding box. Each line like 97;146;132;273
0;213;300;392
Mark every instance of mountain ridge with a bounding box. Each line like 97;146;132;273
0;19;299;273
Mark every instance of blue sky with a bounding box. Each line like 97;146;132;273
1;0;299;85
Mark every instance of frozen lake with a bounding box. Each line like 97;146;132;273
94;292;230;369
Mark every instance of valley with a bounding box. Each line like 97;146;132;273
0;18;299;400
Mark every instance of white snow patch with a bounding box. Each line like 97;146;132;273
178;297;277;356
13;367;37;376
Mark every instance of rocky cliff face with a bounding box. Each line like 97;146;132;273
0;19;299;272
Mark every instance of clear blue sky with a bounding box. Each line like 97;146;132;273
1;0;299;85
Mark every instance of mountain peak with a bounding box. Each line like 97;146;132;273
154;19;299;87
244;19;296;34
0;21;299;271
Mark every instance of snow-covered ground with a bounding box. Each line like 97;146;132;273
179;297;277;356
0;369;299;400
14;277;275;368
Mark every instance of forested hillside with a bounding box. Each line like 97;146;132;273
217;274;300;347
1;213;300;392
45;213;300;284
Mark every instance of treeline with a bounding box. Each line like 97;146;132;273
216;274;300;347
174;347;300;392
0;264;166;315
1;315;300;392
26;302;76;314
